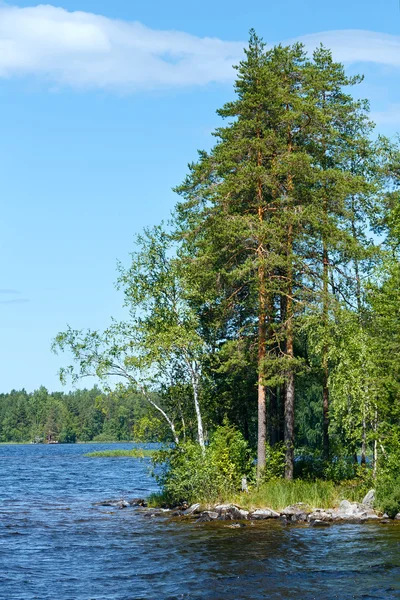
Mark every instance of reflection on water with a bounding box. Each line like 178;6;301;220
0;443;399;599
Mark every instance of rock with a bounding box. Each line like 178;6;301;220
94;498;125;507
183;503;201;516
250;508;280;520
309;519;330;527
141;508;170;517
281;503;311;523
362;489;375;508
196;511;219;523
337;500;377;520
215;504;248;520
127;498;147;507
307;509;334;522
394;513;400;520
338;500;353;513
224;523;244;529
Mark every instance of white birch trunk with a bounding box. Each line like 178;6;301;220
192;368;205;451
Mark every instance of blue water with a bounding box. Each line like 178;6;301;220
0;443;399;600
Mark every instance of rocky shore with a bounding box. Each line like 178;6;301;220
94;490;400;526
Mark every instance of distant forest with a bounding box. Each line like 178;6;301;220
0;387;164;443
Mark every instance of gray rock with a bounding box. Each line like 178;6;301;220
281;503;311;522
196;511;219;522
94;498;126;507
307;509;334;522
394;513;400;520
183;503;201;516
362;489;375;508
309;519;330;527
338;500;377;519
250;508;280;519
338;500;353;513
128;498;147;507
215;504;248;520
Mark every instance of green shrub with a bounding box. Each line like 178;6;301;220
264;442;285;481
152;422;254;505
376;480;400;518
375;433;400;517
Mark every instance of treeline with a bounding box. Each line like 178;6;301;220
54;32;400;485
0;386;159;443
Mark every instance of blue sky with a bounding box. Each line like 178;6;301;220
1;0;400;392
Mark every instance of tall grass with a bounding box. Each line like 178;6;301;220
230;479;367;511
149;479;368;510
85;449;155;458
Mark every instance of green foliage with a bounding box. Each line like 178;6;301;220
85;448;155;458
375;432;400;517
263;442;285;481
48;31;400;501
133;415;168;443
376;480;400;519
0;387;157;443
152;422;254;505
232;479;367;511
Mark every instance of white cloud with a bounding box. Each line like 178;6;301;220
0;3;243;90
297;30;400;67
1;5;400;91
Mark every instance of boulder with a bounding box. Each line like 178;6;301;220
394;513;400;520
94;498;124;507
337;500;377;520
362;489;375;508
309;519;330;527
281;503;311;523
307;509;334;522
249;508;280;520
183;503;201;516
94;498;130;509
214;504;248;520
196;511;219;523
127;498;147;507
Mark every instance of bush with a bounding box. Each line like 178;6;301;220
375;433;400;517
264;442;285;481
151;422;254;505
376;480;400;518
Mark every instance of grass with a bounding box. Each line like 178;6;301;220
85;448;156;458
149;479;369;510
229;479;368;511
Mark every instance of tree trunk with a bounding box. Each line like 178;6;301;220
284;221;295;480
361;417;366;466
192;369;205;451
256;138;267;479
284;376;295;479
257;260;267;478
322;200;330;460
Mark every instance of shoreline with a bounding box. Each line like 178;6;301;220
95;497;400;525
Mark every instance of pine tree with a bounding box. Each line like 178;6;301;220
175;33;315;478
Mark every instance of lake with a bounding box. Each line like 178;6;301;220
0;443;399;599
